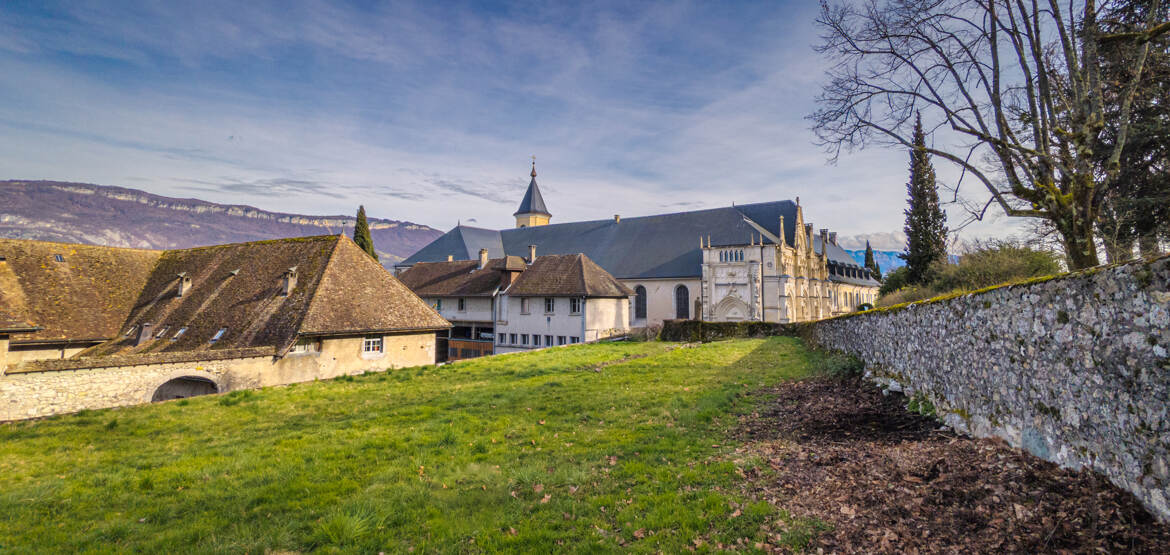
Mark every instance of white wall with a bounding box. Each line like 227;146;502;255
622;278;700;327
584;297;630;342
495;296;585;353
426;295;494;323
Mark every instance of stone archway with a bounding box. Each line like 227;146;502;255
151;376;218;402
714;296;752;321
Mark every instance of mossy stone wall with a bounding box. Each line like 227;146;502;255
806;254;1170;522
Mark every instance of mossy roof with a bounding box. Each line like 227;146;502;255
0;239;161;343
505;254;634;298
397;256;527;297
1;235;449;358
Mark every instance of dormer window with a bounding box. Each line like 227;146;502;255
209;328;227;344
172;327;188;341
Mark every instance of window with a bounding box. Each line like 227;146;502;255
634;286;647;320
544;335;553;347
124;325;137;337
154;325;170;338
521;298;530;314
557;336;566;345
675;285;690;319
498;334;506;344
544;298;555;314
570;336;580;344
53;254;64;262
510;333;517;344
209;328;227;344
520;334;529;345
570;298;582;314
434;299;442;311
363;336;383;353
171;327;187;341
457;298;466;312
290;339;320;353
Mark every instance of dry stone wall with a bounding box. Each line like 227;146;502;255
806;255;1170;522
0;357;264;421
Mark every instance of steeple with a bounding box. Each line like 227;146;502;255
514;158;551;228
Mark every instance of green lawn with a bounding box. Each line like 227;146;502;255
0;337;823;553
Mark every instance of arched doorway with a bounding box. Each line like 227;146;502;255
675;285;690;319
151;376;218;402
633;286;647;320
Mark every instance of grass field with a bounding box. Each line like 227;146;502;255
0;337;825;553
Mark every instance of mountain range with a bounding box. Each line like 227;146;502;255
0;180;442;266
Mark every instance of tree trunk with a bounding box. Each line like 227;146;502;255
1139;234;1163;257
1102;235;1136;263
1054;209;1101;270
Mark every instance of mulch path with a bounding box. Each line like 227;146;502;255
734;376;1170;554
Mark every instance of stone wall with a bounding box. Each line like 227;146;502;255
0;332;437;421
805;254;1170;521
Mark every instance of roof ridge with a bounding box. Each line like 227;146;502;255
0;237;162;253
498;199;796;231
162;234;341;254
286;235;347;354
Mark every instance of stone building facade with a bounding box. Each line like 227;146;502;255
397;248;632;361
0;235;448;420
398;166;880;325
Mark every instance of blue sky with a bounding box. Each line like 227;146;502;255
0;1;1012;241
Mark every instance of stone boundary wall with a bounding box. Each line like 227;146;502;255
804;255;1170;522
0;356;267;421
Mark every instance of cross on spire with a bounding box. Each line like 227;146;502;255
530;155;537;177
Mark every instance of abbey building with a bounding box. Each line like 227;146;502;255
397;164;880;326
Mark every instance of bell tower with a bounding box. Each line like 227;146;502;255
514;159;551;228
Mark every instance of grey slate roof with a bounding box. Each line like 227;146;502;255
400;200;877;286
514;173;551;217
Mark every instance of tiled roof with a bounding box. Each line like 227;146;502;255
1;235;448;359
0;239;161;344
401;201;798;279
298;237;449;335
397;256;526;297
82;235;447;357
506;254;634;297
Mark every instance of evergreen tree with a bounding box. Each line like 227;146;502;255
353;205;378;261
863;240;882;280
900;114;948;285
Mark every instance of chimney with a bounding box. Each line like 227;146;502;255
176;273;191;297
829;232;838;246
614;214;621;223
135;323;153;347
527;245;537;264
447;255;454;262
478;248;489;270
282;266;298;296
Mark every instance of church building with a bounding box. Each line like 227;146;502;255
397;164;880;326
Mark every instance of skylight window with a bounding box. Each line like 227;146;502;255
209;328;227;343
53;254;64;262
172;327;187;341
154;325;170;338
124;325;137;337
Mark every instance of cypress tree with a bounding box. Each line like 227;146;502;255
900;114;948;284
353;205;378;261
864;240;882;280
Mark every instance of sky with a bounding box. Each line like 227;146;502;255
0;0;1018;243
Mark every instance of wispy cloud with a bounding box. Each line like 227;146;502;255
0;1;1021;240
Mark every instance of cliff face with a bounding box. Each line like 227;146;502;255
0;180;443;265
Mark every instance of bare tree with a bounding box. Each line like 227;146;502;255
810;0;1170;269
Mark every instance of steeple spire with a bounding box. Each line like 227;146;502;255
515;158;551;228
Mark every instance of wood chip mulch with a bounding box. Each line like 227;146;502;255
734;376;1170;554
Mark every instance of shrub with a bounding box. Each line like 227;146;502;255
932;240;1062;292
879;266;910;296
877;240;1062;307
